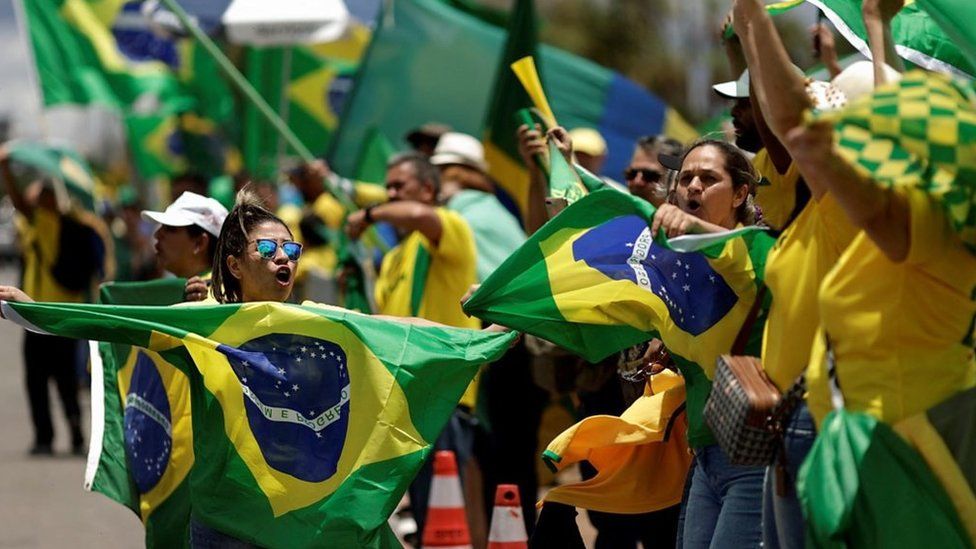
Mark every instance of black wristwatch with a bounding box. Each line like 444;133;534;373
363;205;376;224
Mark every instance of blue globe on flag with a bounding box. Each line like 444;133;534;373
218;334;351;482
572;215;738;335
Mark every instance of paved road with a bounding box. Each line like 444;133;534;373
0;266;142;548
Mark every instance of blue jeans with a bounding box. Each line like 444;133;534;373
677;444;765;549
762;403;816;549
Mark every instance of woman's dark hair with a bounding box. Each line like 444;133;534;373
211;187;291;304
676;139;759;225
185;224;218;265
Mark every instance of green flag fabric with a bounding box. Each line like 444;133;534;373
22;0;182;109
916;0;976;70
798;408;970;548
23;0;236;179
808;0;976;78
810;70;976;252
482;0;539;218
329;0;696;196
547;141;589;206
242;27;370;180
5;140;96;210
88;278;190;548
4;300;516;547
462;189;772;445
353;128;398;184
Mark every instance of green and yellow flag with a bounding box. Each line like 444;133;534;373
810;0;976;78
243;25;371;179
4;299;515;547
811;70;976;252
22;0;236;179
88;279;191;547
799;408;971;548
463;189;773;446
482;0;539;220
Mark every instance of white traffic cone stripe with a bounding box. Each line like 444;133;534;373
428;476;465;508
488;507;526;543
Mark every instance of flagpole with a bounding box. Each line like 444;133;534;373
274;47;294;173
156;0;357;211
11;0;49;139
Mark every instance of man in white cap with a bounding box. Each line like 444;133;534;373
142;191;228;280
430;131;526;283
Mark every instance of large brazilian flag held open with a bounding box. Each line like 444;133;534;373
463;189;773;446
4;300;515;547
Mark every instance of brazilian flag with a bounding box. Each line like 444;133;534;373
88;279;190;547
482;0;540;220
4;300;515;547
463;189;773;446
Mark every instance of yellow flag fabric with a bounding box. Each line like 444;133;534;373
540;370;691;514
115;347;194;521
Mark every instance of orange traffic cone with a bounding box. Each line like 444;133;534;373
422;451;472;549
488;484;528;549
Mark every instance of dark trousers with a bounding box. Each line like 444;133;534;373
481;341;549;535
532;502;681;549
23;330;82;447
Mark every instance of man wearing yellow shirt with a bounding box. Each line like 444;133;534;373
345;152;480;543
345;153;478;330
1;148;112;456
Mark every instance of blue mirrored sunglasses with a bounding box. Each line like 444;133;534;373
254;239;303;261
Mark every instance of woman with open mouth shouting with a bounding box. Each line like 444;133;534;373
651;139;768;549
651;139;758;239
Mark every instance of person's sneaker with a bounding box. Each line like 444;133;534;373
29;444;53;456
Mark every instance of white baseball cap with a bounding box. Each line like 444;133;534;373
713;69;751;99
430;132;489;173
831;60;902;103
141;191;229;237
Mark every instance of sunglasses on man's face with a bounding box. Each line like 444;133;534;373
624;167;664;183
253;239;303;261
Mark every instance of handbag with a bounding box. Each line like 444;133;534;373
703;286;804;467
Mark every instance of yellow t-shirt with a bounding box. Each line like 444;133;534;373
753;149;801;232
375;208;479;330
18;209;87;303
375;208;480;407
806;187;976;426
761;193;859;390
